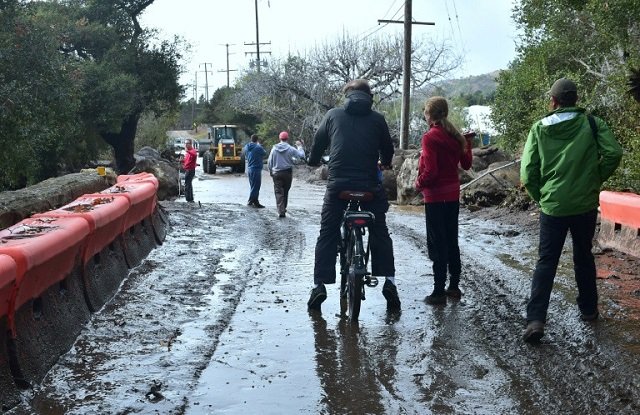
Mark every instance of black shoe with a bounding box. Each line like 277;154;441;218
580;310;599;321
254;203;265;208
425;291;446;305
382;280;401;311
445;285;462;299
278;213;286;218
522;320;545;343
307;284;327;310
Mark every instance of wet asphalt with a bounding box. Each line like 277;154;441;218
9;166;640;414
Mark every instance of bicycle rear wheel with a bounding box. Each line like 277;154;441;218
346;228;364;321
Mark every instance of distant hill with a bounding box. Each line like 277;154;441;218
415;70;501;104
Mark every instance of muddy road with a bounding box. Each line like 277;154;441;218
10;167;640;414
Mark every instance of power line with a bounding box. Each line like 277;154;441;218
357;1;405;44
451;0;464;42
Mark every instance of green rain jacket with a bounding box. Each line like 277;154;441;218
520;107;623;217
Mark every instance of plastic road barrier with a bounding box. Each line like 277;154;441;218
599;191;640;258
117;172;160;191
0;254;16;320
0;216;92;384
0;216;89;318
99;181;157;231
0;259;20;407
33;195;131;263
32;195;132;312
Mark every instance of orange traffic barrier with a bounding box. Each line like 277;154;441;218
0;254;16;320
600;191;640;228
0;256;18;401
32;195;132;312
0;216;92;385
1;260;20;406
99;181;157;231
599;191;640;258
117;172;159;191
33;195;131;263
0;216;89;317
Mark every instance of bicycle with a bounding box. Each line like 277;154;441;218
337;190;378;321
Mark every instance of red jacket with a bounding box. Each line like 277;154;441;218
182;148;198;171
415;123;472;203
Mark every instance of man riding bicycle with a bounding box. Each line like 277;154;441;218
307;79;401;312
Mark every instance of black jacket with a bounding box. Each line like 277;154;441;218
309;90;394;189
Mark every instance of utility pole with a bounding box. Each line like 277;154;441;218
192;71;196;128
199;62;213;102
245;0;271;72
378;1;434;150
218;44;238;88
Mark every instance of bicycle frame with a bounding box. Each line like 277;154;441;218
337;191;377;321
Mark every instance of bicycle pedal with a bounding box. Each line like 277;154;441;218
365;276;379;287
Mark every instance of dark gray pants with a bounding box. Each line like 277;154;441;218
272;169;293;215
313;185;395;285
425;201;461;293
526;209;598;322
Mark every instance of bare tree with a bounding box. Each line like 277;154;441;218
231;32;461;144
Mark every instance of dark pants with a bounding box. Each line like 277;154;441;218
526;209;598;322
184;169;195;202
272;169;293;215
425;201;461;293
247;168;262;203
314;185;395;285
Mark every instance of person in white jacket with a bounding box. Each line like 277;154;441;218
267;131;305;218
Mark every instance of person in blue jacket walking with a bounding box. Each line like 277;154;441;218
243;134;267;208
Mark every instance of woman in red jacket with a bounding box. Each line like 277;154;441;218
415;97;473;305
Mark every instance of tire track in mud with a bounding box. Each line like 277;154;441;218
390;211;640;414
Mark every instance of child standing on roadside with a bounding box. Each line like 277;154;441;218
415;96;474;305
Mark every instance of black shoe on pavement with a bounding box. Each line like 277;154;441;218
254;202;265;208
522;320;545;343
382;280;401;311
445;285;462;299
580;310;599;322
307;284;327;310
278;213;286;218
425;290;447;305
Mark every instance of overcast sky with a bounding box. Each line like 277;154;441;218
140;0;519;99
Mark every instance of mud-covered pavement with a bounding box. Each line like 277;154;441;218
9;166;640;414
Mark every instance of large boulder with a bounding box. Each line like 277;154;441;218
472;146;509;170
129;146;180;201
0;172;113;230
396;150;422;205
461;160;521;207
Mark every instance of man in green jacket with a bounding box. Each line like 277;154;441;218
520;77;623;343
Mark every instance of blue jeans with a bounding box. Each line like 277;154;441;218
526;209;598;322
247;168;262;203
184;169;195;202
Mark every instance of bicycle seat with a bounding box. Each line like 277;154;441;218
338;190;374;202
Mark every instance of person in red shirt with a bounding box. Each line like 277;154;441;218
415;96;474;305
180;139;199;202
